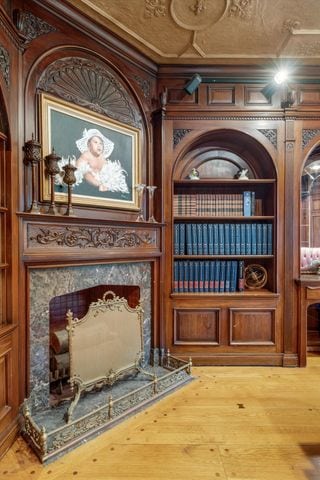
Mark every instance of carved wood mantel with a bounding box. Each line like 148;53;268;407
19;213;163;263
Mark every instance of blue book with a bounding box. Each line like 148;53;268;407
197;223;203;255
218;224;225;255
243;191;252;217
238;260;245;292
192;223;198;255
213;224;219;254
186;223;193;255
199;261;205;292
173;261;179;292
219;260;226;292
208;224;214;255
256;223;262;255
202;223;209;255
214;260;220;292
262;223;268;255
194;261;199;292
230;223;236;255
179;223;186;255
240;223;246;255
267;224;273;255
188;260;194;292
245;223;251;255
204;260;210;292
225;261;231;292
235;223;241;255
178;261;184;292
224;224;230;255
251;223;257;255
174;223;180;255
251;191;256;216
230;260;238;292
209;261;215;292
183;260;189;292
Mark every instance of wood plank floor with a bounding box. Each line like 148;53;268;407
2;356;320;479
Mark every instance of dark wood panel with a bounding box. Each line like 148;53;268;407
0;333;13;426
230;308;276;345
297;88;320;106
244;87;272;106
173;308;220;344
207;86;235;105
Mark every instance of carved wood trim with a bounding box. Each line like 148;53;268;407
258;129;277;149
14;10;57;44
37;57;142;128
0;44;9;87
302;129;320;149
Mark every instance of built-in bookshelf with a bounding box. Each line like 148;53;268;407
172;179;276;294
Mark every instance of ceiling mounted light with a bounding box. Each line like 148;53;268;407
274;69;289;85
184;74;202;95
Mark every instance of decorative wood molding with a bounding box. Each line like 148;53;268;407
0;44;9;87
228;0;253;19
37;57;142;128
14;10;57;44
302;129;320;149
28;225;155;249
0;7;24;50
144;0;167;18
133;75;151;99
173;128;192;147
258;129;277;149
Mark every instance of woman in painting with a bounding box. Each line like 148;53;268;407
74;128;129;194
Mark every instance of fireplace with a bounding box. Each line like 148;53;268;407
23;261;192;462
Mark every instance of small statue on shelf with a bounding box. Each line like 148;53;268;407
234;168;249;180
187;168;200;180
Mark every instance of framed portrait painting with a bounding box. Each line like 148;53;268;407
40;93;141;210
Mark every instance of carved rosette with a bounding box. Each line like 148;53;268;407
37;57;141;128
28;225;155;249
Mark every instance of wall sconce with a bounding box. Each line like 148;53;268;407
184;74;202;95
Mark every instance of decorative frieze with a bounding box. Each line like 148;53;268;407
258;129;277;149
133;75;151;99
302;129;320;149
28;225;155;249
38;57;142;128
228;0;253;20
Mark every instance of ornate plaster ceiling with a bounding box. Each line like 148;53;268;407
65;0;320;65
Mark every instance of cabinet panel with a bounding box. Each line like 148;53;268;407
174;308;220;345
230;308;276;345
0;335;12;423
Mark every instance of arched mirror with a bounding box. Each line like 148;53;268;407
301;144;320;272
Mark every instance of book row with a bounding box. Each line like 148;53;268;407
173;191;261;217
173;260;245;293
174;222;273;256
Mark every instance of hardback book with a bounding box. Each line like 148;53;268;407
251;223;257;255
183;260;189;292
186;223;193;255
192;223;198;255
194;261;199;292
230;260;238;292
245;223;251;255
209;261;215;292
208;223;214;255
267;223;273;255
235;223;241;255
174;223;180;255
230;223;236;255
219;260;226;292
262;223;268;255
218;223;225;255
238;260;245;292
202;223;209;255
214;260;220;292
224;223;231;255
179;223;186;255
240;223;246;255
178;261;184;292
199;260;204;292
243;191;252;217
173;261;179;292
204;260;210;292
188;260;194;292
225;260;231;292
197;223;203;255
256;223;262;255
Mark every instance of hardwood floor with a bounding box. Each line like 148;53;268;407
2;356;320;479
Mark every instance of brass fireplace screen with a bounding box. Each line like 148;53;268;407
65;290;153;422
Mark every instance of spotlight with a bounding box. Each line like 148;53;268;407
184;74;202;95
274;69;289;85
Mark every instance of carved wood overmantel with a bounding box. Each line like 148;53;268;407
19;213;163;263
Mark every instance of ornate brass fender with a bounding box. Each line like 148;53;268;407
65;290;153;422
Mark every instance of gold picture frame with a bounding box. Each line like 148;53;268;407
40;93;141;210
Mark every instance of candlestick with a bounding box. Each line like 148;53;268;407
135;184;146;222
62;158;77;216
44;149;61;215
146;185;158;223
23;135;42;213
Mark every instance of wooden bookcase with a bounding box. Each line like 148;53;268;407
159;124;282;366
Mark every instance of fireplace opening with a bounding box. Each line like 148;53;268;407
49;284;140;407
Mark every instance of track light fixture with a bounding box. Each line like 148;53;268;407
184;73;202;95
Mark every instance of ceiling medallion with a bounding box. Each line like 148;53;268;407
170;0;227;31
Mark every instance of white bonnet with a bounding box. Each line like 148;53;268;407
75;128;114;157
